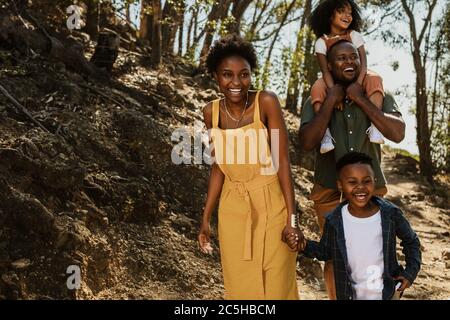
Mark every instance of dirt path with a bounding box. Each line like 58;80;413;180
381;153;450;299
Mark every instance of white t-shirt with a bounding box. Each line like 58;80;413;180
315;30;365;55
342;204;384;300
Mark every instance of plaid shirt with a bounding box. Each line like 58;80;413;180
302;196;421;300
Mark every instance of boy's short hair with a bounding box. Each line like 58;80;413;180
336;152;374;174
205;34;258;75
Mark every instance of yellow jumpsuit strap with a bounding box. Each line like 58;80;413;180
212;99;220;128
253;91;261;123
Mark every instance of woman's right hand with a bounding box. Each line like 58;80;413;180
198;221;213;254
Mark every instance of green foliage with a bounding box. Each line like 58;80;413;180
391;61;399;71
184;45;197;64
429;2;450;171
256;60;271;88
218;16;236;36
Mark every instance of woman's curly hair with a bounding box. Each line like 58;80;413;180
309;0;363;38
205;34;258;74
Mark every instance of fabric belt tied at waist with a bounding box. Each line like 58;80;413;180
223;175;279;261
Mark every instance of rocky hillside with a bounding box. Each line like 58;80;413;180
0;6;448;300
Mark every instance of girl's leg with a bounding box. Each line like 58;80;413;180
320;128;335;154
312;78;335;153
363;72;385;144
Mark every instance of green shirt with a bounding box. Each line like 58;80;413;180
300;93;401;190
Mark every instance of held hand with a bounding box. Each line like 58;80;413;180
282;226;305;252
198;222;213;254
345;82;365;103
393;276;411;292
286;231;307;252
327;84;346;106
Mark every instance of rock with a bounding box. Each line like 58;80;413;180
1;272;19;286
156;81;174;98
393;153;419;174
11;258;31;270
442;249;450;261
172;215;195;233
174;79;184;90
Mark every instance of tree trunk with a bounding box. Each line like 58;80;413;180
446;105;450;172
125;1;131;23
401;0;437;183
84;0;99;40
414;59;433;181
161;0;177;54
186;9;194;51
178;4;185;56
139;0;153;41
285;0;312;113
90;29;120;73
228;0;252;35
247;0;270;41
261;0;296;87
151;0;162;67
199;0;232;64
300;32;318;109
98;1;116;31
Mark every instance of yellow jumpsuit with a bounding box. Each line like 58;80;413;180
210;91;299;300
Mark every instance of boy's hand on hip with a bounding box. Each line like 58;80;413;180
393;276;411;291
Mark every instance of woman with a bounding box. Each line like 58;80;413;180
198;34;302;300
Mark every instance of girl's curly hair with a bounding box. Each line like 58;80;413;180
205;34;258;74
309;0;363;38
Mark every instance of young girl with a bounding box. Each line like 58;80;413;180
309;0;385;153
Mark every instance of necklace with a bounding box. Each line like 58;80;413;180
223;92;249;127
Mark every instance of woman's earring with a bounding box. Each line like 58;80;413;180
339;190;343;203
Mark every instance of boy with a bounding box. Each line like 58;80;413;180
288;152;421;300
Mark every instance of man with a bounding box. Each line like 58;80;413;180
298;40;405;299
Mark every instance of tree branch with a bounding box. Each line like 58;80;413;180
0;84;51;133
418;0;438;45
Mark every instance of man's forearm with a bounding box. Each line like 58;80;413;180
354;95;405;143
299;97;336;151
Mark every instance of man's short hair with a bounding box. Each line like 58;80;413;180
327;39;355;62
336;152;374;174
